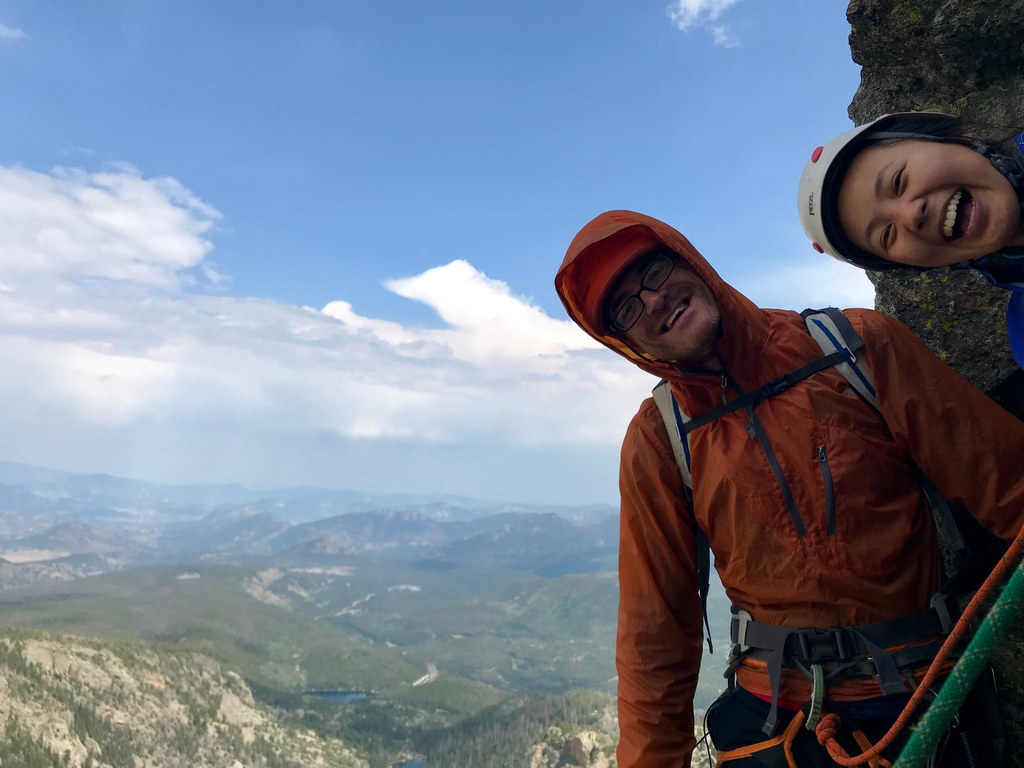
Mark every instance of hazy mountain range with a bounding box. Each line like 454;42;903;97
0;459;727;767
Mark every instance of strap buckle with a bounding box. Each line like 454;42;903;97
792;627;855;663
730;607;753;652
760;373;795;399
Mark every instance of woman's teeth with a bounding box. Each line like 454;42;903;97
943;190;963;240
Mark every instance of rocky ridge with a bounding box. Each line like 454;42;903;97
0;627;366;768
527;718;713;768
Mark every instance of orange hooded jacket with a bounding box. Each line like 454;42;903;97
554;210;1024;768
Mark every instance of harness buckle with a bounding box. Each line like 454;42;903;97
793;627;855;663
730;607;753;653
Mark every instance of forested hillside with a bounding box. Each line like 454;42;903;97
0;627;366;768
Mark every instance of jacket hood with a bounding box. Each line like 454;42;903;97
554;210;770;382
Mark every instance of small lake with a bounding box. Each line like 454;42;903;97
305;690;370;703
393;761;427;768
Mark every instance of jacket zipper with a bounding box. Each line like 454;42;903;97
818;446;836;535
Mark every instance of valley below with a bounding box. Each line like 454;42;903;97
0;460;724;767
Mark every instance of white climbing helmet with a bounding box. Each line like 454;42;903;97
797;112;959;271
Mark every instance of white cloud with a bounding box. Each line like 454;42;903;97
0;163;649;502
0;161;877;504
0;24;26;41
666;0;740;31
667;0;744;46
0;165;220;288
384;260;598;365
710;24;739;48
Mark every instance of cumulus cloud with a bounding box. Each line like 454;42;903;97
666;0;742;46
0;165;220;288
0;161;875;503
0;24;26;41
666;0;738;29
0;163;650;501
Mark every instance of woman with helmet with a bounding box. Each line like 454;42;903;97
797;112;1024;366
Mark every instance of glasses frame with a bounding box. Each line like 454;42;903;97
606;251;676;333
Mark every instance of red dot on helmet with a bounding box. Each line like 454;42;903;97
812;242;824;253
811;147;824;162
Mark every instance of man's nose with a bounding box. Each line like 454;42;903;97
639;286;667;312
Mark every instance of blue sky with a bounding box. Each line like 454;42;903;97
0;1;870;504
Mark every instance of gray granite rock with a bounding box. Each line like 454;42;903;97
845;0;1024;760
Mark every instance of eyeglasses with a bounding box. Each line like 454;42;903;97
607;252;675;332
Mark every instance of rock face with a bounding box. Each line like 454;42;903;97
529;726;614;768
0;627;367;768
528;720;714;768
847;0;1024;418
845;0;1024;761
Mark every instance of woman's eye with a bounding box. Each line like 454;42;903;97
882;224;893;250
892;169;904;195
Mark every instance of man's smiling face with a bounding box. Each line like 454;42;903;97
604;250;721;369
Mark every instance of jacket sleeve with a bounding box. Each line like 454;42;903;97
616;401;706;768
855;309;1024;540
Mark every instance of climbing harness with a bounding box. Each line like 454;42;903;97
817;527;1024;768
728;605;955;737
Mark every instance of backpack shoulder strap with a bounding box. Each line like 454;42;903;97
652;379;692;488
801;308;966;574
801;307;877;409
651;379;713;653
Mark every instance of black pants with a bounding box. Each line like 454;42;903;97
705;671;1004;767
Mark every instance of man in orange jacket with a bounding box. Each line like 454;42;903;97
554;210;1024;767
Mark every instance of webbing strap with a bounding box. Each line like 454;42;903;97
714;730;790;765
715;709;806;766
732;605;958;735
735;608;951;662
695;527;713;654
803;309;967;575
807;664;825;730
803;308;876;408
652;380;690;487
918;472;967;578
680;351;846;435
652;379;713;653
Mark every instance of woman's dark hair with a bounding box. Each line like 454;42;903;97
859;113;969;144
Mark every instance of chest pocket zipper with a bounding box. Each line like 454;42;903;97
818;446;836;535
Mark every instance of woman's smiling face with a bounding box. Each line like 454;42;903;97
837;139;1024;267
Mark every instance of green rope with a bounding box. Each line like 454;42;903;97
894;561;1024;768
